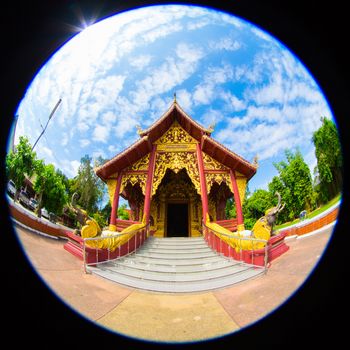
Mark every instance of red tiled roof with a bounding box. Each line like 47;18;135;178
95;102;257;181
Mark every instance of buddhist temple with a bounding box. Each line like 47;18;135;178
95;98;257;238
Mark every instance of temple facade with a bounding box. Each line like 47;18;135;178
95;100;257;238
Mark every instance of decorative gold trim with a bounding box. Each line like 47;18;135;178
156;143;196;152
106;178;118;204
205;172;231;194
152;152;201;196
237;223;245;232
154;120;198;145
202;152;228;171
121;173;147;195
236;173;247;203
124;153;150;171
109;224;117;232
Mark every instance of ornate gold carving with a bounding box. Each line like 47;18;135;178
155;120;198;145
156;143;196;152
121;173;147;195
106;178;118;204
125;154;150;171
236;173;247;203
205;172;231;194
202;152;228;171
152;152;201;196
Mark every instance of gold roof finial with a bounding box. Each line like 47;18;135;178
205;122;216;134
136;124;143;136
173;92;177;104
253;154;259;167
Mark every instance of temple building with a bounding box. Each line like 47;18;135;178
95;98;257;238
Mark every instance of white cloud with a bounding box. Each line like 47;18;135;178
149;96;171;122
93;125;110;143
114;115;139;135
93;75;126;106
61;133;69;147
201;109;224;127
247;71;285;105
209;37;241;51
193;84;215;105
129;43;205;110
193;64;234;106
92;149;107;160
176;89;193;112
176;42;204;63
187;19;210;30
220;91;246;112
251;27;273;42
59;159;80;178
79;139;90;148
77;121;89;132
220;13;244;28
129;54;153;70
143;22;182;43
101;111;117;124
40;145;54;159
217;120;295;161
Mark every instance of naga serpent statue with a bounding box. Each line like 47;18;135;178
70;192;147;251
69;192;101;237
206;192;285;252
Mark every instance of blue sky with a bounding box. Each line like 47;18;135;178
13;4;333;196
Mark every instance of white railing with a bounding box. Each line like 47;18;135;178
82;223;149;273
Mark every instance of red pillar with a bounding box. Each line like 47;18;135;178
229;169;245;231
109;172;123;231
143;145;157;225
196;143;209;222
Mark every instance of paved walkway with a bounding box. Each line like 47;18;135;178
13;223;333;343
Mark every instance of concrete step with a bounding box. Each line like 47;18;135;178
98;261;253;282
134;250;215;259
87;236;266;293
145;238;206;247
88;265;264;293
124;253;225;266
140;246;212;253
111;257;235;273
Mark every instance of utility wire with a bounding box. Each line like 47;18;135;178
32;98;62;151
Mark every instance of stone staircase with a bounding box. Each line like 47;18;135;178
87;237;265;293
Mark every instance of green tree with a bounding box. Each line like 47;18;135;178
225;198;236;219
92;212;108;229
118;203;130;220
100;201;112;224
70;155;105;215
269;149;315;222
33;161;68;217
312;117;343;202
5;136;37;200
242;189;274;229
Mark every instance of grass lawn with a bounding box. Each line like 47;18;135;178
275;194;341;230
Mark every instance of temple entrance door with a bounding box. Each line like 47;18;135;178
166;202;189;237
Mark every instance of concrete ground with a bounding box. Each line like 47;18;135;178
13;223;333;343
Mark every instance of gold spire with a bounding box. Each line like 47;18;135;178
173;92;177;104
136;124;143;135
205;122;215;134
